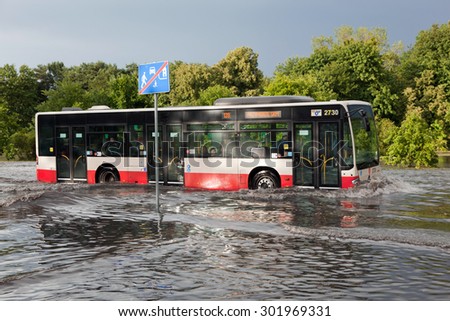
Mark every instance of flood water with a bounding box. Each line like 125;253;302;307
0;162;449;300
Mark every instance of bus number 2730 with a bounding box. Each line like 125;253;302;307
324;109;339;116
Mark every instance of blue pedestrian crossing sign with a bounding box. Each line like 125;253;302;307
138;61;170;94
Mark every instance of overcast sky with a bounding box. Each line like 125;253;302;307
0;0;449;76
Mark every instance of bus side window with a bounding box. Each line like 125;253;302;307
276;132;292;158
87;133;103;156
102;137;123;157
240;131;270;158
224;134;239;157
130;130;145;157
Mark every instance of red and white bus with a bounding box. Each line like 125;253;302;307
35;96;380;190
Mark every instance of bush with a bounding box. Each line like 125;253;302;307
5;129;35;160
384;108;444;167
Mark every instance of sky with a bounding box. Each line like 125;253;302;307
0;0;449;76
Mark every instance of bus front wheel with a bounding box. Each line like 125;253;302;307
97;167;120;183
251;170;279;189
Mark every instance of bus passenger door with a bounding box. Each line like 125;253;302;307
147;125;183;184
56;126;87;182
147;125;163;182
293;123;314;187
318;122;339;187
294;122;339;188
166;125;184;184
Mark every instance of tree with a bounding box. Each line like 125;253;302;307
380;22;450;167
274;57;311;77
108;73;136;109
37;62;125;111
377;117;397;157
412;70;450;131
273;26;403;119
68;62;118;107
168;62;212;106
213;47;264;96
0;64;40;127
0;103;19;154
4;127;35;160
385;106;445;167
108;64;152;109
264;74;336;101
38;78;85;111
197;85;235;106
0;64;38;157
404;22;450;91
399;23;450;149
384;68;448;168
34;62;66;103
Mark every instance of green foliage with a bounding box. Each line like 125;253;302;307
108;73;137;109
213;47;264;96
275;26;403;119
384;107;445;167
197;85;235;106
273;24;450;167
34;62;66;103
5;127;35;161
108;64;150;109
264;74;336;101
409;70;450;129
377;117;397;157
384;63;449;167
0;103;19;154
370;84;399;118
405;22;450;90
0;64;40;127
38;62;120;110
385;22;450;166
0;65;40;155
169;62;212;106
167;47;264;106
38;79;85;111
399;22;450;125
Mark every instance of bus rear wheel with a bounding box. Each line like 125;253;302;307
251;170;279;189
98;167;119;183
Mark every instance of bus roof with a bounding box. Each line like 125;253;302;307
36;97;371;116
213;95;315;106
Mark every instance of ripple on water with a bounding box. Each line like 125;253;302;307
0;163;449;300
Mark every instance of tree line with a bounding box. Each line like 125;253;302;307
1;23;449;167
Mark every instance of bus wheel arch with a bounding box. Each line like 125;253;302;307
249;168;280;189
96;164;120;183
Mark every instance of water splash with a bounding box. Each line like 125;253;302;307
338;171;422;198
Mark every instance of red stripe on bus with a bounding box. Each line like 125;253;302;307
280;175;293;188
121;171;148;184
87;170;148;184
185;172;243;190
36;169;57;183
341;176;357;189
185;172;294;190
87;170;96;184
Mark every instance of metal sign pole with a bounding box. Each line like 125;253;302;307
154;93;160;212
138;61;169;213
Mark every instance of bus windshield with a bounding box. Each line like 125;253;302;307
348;104;379;169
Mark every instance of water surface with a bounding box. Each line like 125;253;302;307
0;162;449;300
